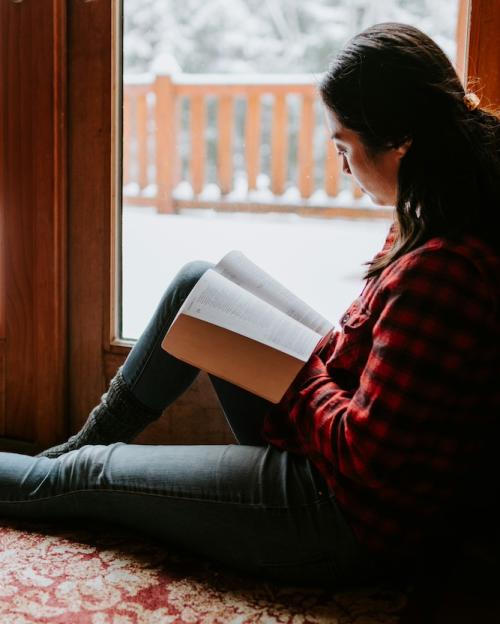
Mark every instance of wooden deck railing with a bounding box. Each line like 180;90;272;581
122;72;392;219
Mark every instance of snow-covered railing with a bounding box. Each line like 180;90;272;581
122;72;392;218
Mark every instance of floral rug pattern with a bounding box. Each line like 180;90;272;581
0;518;408;624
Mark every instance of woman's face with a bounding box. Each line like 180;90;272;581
324;108;409;206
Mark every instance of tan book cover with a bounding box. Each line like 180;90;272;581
161;251;333;403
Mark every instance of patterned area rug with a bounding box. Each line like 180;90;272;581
0;518;409;624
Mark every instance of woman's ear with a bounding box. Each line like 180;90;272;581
395;137;413;158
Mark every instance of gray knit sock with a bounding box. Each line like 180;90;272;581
36;368;163;458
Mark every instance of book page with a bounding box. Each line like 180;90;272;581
214;250;333;335
176;268;323;361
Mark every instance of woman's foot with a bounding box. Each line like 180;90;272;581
36;368;163;458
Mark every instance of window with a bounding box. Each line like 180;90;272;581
120;0;463;342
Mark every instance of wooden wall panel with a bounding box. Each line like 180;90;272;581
0;0;67;452
467;0;500;107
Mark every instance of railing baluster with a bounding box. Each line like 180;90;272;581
154;74;175;213
298;94;315;198
217;95;234;195
271;93;288;195
455;0;469;80
137;93;148;189
190;94;206;195
352;181;364;199
245;93;261;190
325;138;340;197
123;75;392;219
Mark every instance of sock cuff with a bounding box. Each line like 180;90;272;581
105;367;164;417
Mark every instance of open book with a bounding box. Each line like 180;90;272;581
161;251;334;403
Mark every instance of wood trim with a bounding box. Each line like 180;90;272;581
68;0;115;433
455;0;470;82
123;92;132;185
109;0;122;349
0;0;68;449
0;340;5;434
136;95;149;189
467;0;500;108
0;27;4;344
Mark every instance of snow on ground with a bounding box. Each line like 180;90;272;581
121;206;391;340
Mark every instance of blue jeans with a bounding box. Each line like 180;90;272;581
0;260;374;587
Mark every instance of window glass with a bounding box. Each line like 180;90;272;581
121;0;460;339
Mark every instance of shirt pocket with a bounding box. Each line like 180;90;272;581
342;310;372;331
338;298;372;332
330;301;374;378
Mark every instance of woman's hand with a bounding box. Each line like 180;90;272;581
313;328;335;359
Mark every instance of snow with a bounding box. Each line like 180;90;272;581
153;181;382;210
124;71;311;88
121;206;391;339
172;181;194;200
172;73;319;85
198;183;221;201
151;53;182;76
124;73;156;85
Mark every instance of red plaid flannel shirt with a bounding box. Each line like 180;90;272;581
262;225;500;564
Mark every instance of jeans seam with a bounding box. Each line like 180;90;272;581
2;487;328;509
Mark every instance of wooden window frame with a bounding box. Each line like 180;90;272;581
0;0;498;452
67;0;229;446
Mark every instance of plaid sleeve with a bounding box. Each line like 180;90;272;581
274;248;494;489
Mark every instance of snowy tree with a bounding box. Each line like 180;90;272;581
123;0;459;75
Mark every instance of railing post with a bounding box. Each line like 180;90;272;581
298;94;315;199
352;180;364;200
325;137;340;198
218;95;234;195
190;94;206;195
245;93;261;191
154;72;176;213
271;93;288;195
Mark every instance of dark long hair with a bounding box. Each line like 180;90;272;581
319;23;500;279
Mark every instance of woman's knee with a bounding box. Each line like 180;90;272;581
171;259;214;302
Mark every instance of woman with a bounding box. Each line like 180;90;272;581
1;23;499;588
